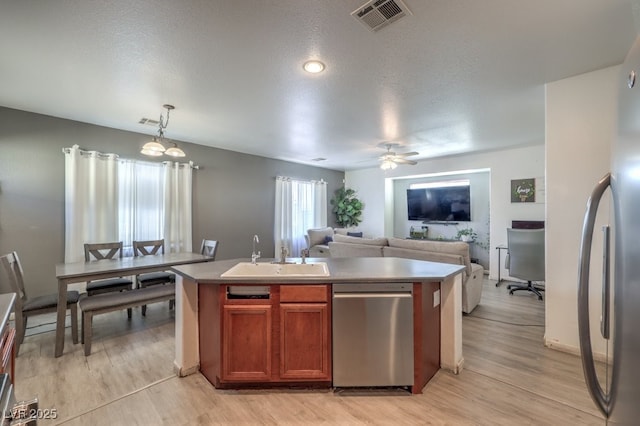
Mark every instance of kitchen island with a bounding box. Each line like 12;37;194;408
171;257;465;394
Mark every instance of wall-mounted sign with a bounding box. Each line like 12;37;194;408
511;178;535;203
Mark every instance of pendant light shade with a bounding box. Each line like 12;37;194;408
141;138;166;156
165;143;186;157
141;104;186;158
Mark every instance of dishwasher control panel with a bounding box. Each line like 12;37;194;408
332;282;412;293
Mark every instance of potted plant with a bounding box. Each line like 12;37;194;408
330;187;364;227
455;227;477;242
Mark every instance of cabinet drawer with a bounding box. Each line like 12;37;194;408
280;285;328;303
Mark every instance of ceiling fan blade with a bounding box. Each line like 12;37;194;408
379;153;396;161
393;158;418;165
394;151;419;157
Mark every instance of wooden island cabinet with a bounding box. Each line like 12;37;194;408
174;257;465;393
199;283;331;388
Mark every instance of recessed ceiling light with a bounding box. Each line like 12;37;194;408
303;60;325;74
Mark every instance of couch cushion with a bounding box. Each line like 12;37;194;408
307;227;334;247
309;244;330;257
387;237;472;275
328;242;384;257
333;233;388;246
383;247;466;271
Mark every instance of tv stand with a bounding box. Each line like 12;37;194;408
422;221;459;226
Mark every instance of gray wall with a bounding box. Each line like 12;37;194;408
0;107;344;297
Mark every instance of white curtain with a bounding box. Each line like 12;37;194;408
274;177;327;257
163;161;193;253
118;160;164;256
64;146;194;262
274;177;293;257
64;145;119;263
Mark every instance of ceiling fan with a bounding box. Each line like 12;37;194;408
379;143;419;170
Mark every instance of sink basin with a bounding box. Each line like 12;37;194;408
221;262;329;277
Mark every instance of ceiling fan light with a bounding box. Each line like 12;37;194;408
165;144;186;157
380;160;397;170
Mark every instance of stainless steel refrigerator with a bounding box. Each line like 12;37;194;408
578;35;640;425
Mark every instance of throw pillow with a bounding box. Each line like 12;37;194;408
323;235;333;244
347;232;363;237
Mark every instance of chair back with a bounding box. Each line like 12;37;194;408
84;242;124;262
0;251;28;309
200;240;219;259
507;228;545;281
132;239;165;257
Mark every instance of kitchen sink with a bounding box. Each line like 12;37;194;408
221;262;329;277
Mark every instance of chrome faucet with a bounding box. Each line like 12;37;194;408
251;235;260;264
279;246;288;264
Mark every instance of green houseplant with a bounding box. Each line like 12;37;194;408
330;187;364;227
455;227;477;242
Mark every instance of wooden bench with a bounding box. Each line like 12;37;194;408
78;283;176;356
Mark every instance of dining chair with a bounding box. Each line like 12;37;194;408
84;242;134;318
132;239;175;316
0;251;79;356
200;239;219;259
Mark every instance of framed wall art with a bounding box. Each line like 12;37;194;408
511;178;535;203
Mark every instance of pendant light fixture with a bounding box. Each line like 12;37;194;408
141;104;186;157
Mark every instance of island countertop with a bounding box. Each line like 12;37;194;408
172;256;466;380
171;256;465;283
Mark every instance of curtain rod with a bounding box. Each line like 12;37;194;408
276;176;326;183
62;145;199;169
61;145;118;159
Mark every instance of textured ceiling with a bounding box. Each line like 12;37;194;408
0;0;637;170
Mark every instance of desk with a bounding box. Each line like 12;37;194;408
495;245;508;286
54;252;212;357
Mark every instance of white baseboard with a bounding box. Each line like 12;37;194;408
544;338;611;363
173;361;200;377
442;356;465;375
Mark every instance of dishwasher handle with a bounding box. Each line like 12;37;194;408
333;292;412;299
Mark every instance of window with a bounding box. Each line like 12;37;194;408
63;145;193;262
274;177;327;257
118;160;165;255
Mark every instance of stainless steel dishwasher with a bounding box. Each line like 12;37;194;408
332;282;413;387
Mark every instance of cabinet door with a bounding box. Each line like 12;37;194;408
279;303;330;381
222;305;272;381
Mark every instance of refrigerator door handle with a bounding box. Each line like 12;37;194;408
601;225;610;340
577;173;611;418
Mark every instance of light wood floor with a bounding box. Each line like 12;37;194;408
13;279;604;425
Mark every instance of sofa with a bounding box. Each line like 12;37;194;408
305;227;365;257
327;234;484;314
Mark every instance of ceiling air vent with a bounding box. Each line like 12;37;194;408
351;0;412;32
138;117;160;126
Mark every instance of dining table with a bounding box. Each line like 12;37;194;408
54;252;213;357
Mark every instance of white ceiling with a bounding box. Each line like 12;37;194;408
0;1;637;171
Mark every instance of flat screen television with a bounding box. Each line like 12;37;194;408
407;185;471;222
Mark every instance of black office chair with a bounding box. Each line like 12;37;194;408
506;228;545;300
